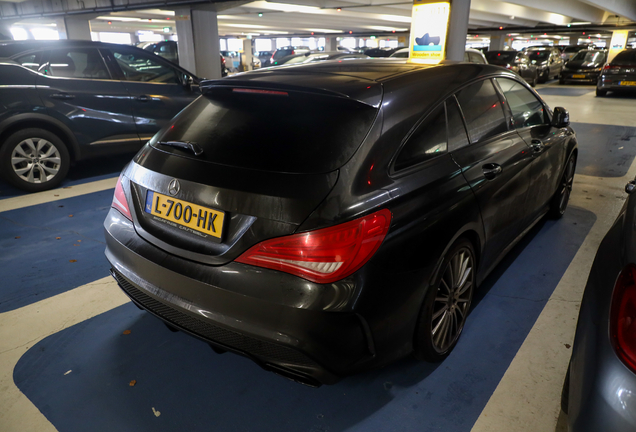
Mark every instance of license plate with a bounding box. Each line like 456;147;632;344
572;74;586;78
620;81;636;86
144;191;225;240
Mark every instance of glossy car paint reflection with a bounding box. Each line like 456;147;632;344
566;180;636;431
105;60;577;385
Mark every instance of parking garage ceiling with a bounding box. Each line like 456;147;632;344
1;0;635;37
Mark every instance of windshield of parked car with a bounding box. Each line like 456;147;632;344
528;51;550;62
564;46;586;53
485;51;517;63
572;51;606;63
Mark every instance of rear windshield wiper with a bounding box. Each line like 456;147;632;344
157;141;204;156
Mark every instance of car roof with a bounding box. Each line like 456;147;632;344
202;60;510;108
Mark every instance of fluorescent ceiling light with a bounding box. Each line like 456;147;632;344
365;26;408;32
243;1;320;13
134;9;175;16
569;22;592;25
305;28;343;33
221;23;271;29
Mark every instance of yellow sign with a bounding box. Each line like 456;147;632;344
608;30;629;63
409;1;451;64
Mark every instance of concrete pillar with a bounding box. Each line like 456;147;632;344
0;22;14;40
325;36;338;51
175;8;222;79
446;0;471;62
489;34;505;51
63;17;92;40
242;38;253;71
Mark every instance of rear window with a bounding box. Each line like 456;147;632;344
564;46;585;53
613;50;636;65
153;88;378;174
485;51;516;63
572;51;606;63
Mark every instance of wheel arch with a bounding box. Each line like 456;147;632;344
0;114;81;162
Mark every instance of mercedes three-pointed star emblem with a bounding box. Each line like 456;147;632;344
168;179;180;196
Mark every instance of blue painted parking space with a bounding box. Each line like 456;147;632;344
572;122;636;177
0;189;113;313
13;206;595;432
0;153;133;198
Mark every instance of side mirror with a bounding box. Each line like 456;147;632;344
552;107;570;128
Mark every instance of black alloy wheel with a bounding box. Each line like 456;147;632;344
0;128;70;192
549;154;577;218
414;239;476;362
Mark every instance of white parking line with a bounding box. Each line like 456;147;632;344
0;177;118;213
0;277;129;431
472;161;636;432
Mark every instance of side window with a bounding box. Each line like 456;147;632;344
110;49;178;83
455;79;508;143
446;95;470;151
463;51;470;62
46;48;110;79
496;78;547;128
394;103;447;171
14;52;43;72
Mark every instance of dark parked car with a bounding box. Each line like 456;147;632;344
105;60;577;386
527;47;564;82
363;47;401;57
562;177;636;431
269;51;369;66
596;49;636;97
263;46;310;67
560;49;607;84
486;50;539;86
0;40;200;192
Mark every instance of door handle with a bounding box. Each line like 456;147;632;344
483;163;503;180
50;93;75;100
531;139;544;153
136;95;150;102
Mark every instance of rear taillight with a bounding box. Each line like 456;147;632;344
611;264;636;371
603;64;621;73
291;50;295;55
236;209;392;283
111;175;132;221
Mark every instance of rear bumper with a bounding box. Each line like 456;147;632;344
104;208;373;385
598;74;636;91
561;71;600;82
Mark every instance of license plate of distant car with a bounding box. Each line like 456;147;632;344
572;74;586;78
620;81;636;86
144;191;225;240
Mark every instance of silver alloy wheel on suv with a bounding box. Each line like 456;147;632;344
11;138;62;184
0;128;70;192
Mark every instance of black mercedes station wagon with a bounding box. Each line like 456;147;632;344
105;60;577;386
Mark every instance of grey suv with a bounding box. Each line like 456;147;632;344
0;40;200;192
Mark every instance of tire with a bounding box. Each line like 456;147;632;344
0;128;70;192
413;238;476;362
596;88;607;97
530;71;538;87
549;153;577;219
539;69;548;83
561;362;571;414
559;76;565;85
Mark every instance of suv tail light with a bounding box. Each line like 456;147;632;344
236;209;392;283
611;264;636;372
111;175;132;221
603;64;622;73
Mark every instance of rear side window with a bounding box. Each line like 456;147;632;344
395;103;447;171
110;48;178;83
14;52;43;71
155;88;378;174
46;48;110;79
455;79;508;143
496;78;546;128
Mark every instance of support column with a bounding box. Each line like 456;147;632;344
241;38;253;71
62;17;92;40
0;22;14;40
489;34;505;51
325;36;338;51
175;8;222;79
446;0;471;62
